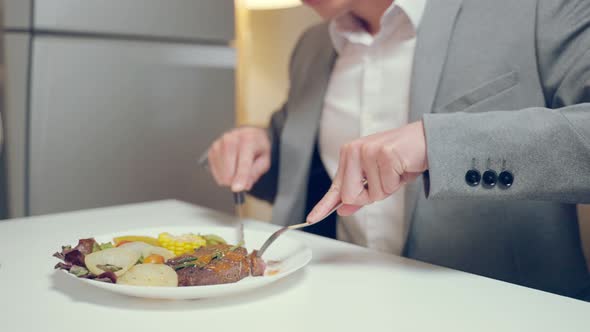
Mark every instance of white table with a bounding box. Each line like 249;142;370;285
0;200;587;332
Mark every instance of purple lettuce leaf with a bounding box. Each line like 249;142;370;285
64;250;86;267
74;238;98;256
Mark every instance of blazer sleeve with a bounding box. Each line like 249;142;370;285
422;0;590;203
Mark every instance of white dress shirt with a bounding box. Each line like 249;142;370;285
319;0;427;254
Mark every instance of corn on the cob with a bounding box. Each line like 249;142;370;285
157;232;207;256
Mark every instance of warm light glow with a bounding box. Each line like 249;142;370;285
245;0;301;10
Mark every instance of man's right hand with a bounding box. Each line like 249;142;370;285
207;127;271;192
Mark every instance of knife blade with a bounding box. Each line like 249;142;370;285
233;192;246;245
198;151;246;246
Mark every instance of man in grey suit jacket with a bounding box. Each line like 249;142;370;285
207;0;590;300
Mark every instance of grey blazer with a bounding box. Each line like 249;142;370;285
250;0;590;300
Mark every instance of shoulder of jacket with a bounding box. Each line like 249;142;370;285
289;22;333;73
299;22;331;46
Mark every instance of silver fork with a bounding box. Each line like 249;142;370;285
256;179;368;258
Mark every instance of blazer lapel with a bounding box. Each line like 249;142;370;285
271;39;337;227
409;0;463;122
406;0;463;226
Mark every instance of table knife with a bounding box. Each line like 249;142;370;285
198;151;246;246
233;192;246;245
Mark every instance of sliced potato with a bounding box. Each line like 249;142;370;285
119;242;174;260
117;264;178;287
85;247;140;277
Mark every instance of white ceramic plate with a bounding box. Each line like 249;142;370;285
60;226;311;300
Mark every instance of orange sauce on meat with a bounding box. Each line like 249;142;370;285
224;251;245;262
207;261;233;272
198;255;213;265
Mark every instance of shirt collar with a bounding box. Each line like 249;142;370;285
329;0;428;53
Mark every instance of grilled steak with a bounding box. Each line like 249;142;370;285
250;250;266;277
167;244;265;286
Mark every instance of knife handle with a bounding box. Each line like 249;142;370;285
233;192;245;205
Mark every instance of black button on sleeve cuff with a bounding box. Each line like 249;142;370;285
498;171;514;189
482;170;498;189
465;169;481;187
